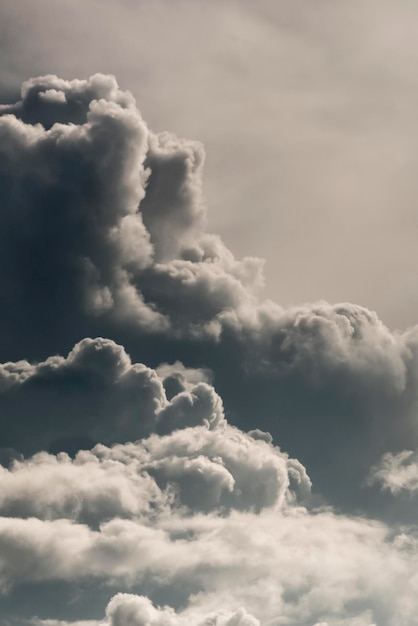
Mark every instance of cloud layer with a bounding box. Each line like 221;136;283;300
5;500;418;626
0;418;307;523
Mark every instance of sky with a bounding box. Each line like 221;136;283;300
1;2;418;625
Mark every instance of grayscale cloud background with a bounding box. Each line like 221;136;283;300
2;2;418;626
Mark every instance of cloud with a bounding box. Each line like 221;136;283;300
0;418;307;522
0;337;225;455
0;73;412;372
32;595;260;626
0;404;411;626
2;507;417;626
367;449;418;495
0;73;265;358
0;449;164;524
0;74;164;354
7;0;418;336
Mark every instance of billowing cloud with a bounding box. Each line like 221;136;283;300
0;73;264;358
0;337;224;455
3;506;418;626
32;595;260;626
0;420;308;522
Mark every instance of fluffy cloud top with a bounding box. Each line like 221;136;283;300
0;420;307;522
0;73;264;358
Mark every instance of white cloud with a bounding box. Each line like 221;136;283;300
368;449;418;494
0;419;305;522
11;508;418;626
32;595;260;626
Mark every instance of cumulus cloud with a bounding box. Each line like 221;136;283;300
1;72;413;377
0;419;307;522
155;362;212;399
32;595;260;626
215;301;418;508
0;337;224;455
0;73;265;358
3;507;418;626
0;409;412;626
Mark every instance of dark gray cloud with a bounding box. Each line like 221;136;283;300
219;303;418;475
0;73;263;359
0;337;224;457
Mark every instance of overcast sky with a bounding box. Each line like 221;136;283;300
2;2;418;626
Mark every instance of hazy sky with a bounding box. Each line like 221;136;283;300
2;3;418;626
